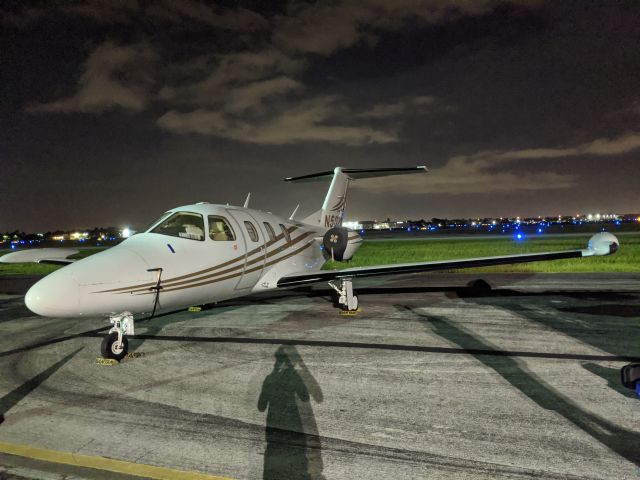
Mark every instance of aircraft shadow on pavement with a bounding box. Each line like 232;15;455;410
398;305;640;468
456;289;640;361
258;345;325;480
0;347;83;425
557;304;640;318
581;363;638;399
0;297;33;324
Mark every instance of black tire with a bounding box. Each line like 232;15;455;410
462;279;492;297
101;332;128;361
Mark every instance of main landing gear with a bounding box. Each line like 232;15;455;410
101;311;134;361
329;277;358;311
621;364;640;398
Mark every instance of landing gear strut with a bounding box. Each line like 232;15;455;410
621;364;640;397
101;311;134;361
329;277;358;311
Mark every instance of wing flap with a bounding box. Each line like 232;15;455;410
37;258;77;265
277;250;585;287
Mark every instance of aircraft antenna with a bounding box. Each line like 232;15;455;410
243;193;251;208
289;204;300;221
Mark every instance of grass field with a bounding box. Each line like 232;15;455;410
0;234;638;277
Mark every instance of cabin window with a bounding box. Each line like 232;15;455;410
263;222;276;241
150;212;205;241
244;221;259;242
279;224;291;243
209;216;236;241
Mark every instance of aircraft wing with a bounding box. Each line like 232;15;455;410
277;233;618;288
0;248;79;265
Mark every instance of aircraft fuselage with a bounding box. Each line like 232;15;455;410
25;203;326;317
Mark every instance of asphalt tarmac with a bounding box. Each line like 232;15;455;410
0;273;639;480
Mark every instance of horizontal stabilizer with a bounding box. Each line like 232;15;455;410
285;166;427;183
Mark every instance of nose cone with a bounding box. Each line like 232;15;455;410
25;269;81;317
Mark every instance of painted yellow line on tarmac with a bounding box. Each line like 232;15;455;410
0;441;234;480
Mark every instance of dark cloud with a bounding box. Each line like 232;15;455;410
360;132;640;194
157;96;399;145
2;0;639;230
2;0;268;31
27;41;157;113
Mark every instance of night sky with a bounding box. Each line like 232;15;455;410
2;0;640;232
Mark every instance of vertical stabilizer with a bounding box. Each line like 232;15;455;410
300;167;349;228
284;166;427;229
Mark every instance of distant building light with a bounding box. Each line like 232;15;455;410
342;221;361;230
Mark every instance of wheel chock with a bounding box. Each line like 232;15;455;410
340;308;362;316
188;306;202;312
125;352;144;359
95;357;119;366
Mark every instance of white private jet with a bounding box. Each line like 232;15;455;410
1;166;620;362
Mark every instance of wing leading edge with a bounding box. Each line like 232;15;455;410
277;232;619;288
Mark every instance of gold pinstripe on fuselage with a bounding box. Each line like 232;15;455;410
134;240;315;295
94;225;300;293
92;226;318;295
116;231;313;295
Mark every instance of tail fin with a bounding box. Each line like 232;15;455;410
284;166;427;228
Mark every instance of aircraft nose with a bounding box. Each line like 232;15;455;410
25;269;81;317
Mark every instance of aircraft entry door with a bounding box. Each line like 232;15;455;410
226;209;266;290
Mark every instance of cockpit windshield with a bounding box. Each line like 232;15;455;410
142;211;172;233
150;211;205;241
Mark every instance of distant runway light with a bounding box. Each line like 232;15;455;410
122;228;131;238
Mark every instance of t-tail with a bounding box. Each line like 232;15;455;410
284;166;428;229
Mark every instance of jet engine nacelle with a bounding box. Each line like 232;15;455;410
322;227;362;261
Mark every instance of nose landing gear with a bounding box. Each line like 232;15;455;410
621;364;640;398
101;312;134;361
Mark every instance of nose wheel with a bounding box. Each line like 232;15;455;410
101;312;134;361
101;332;128;361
